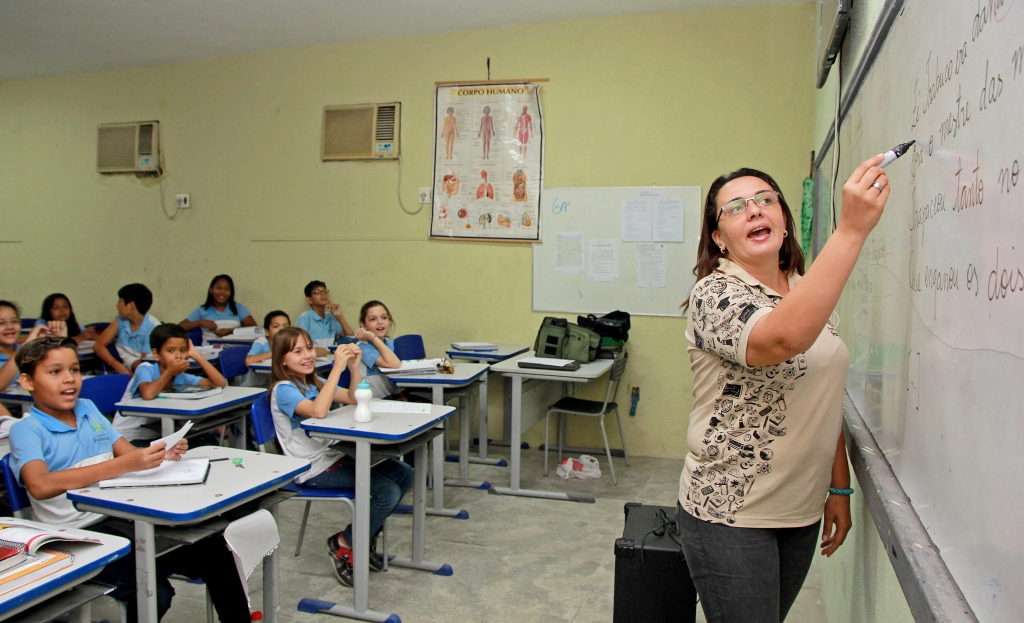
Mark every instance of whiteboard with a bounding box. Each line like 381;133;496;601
822;1;1024;620
532;186;701;317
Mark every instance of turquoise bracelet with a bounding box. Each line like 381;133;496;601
829;487;855;496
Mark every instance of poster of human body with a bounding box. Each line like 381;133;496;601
431;83;543;241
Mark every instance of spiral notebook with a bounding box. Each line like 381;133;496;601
99;457;211;489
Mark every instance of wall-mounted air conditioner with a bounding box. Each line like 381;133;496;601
322;103;400;160
97;121;160;174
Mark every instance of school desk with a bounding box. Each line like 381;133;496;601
205;335;260;346
68;446;309;623
0;519;130;622
487;353;613;503
300;403;455;623
247;357;333;375
0;387;31;411
385;363;490;505
114;386;264;438
445;345;528;466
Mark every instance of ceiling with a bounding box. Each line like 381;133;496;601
0;0;807;81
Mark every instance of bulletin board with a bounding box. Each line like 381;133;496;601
532;186;702;317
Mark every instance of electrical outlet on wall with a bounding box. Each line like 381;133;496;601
418;188;431;204
175;193;191;209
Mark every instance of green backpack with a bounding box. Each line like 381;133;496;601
534;317;600;363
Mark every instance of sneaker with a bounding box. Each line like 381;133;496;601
329;545;353;587
327;532;383;573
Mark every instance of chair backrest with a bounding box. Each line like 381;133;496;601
187;327;203;346
0;455;32;518
20;318;37;331
249;398;277;451
393;334;426;360
218;346;249;380
602;351;629;408
80;374;131;416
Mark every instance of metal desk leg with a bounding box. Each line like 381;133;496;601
445;380;490;490
423;386;468;519
135;521;158;623
264;503;280;623
389;440;452;576
297;439;400;622
70;603;91;623
489;375;595;503
468;372;505;467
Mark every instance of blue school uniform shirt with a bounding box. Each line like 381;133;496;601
0;344;19;387
358;337;396;399
296;308;343;342
185;302;252;324
247;337;270;357
115;313;160;353
270;377;343;483
112;362;203;441
34;318;85;334
9;399;121;528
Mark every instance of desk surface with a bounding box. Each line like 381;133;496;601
301;403;456;442
206;334;261;345
68;447;309;524
445;344;529;362
248;357;332;373
115;386;264;416
0;519;130;619
385;362;489;386
0;387;31;404
490;352;613;380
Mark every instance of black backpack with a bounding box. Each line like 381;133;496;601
577;310;631;342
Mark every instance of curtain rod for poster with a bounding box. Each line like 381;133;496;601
435;79;549;85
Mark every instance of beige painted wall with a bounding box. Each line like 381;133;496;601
812;1;913;621
0;5;815;458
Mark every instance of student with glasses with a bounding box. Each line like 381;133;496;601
677;156;890;623
296;281;354;355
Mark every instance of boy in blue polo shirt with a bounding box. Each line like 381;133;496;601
94;283;160;376
113;323;227;443
295;281;353;351
8;336;249;623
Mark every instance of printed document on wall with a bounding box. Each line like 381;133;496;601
621;199;652;242
555;232;584;274
636;244;667;288
588;239;618;282
654;198;684;242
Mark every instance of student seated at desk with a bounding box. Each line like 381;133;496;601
113;323;227;444
268;327;413;587
296;281;354;353
179;274;256;344
354;300;401;400
7;337;249;623
244;310;290;366
94;283;160;375
0;300;67;389
36;293;97;344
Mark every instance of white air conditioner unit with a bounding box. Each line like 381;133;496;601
97;121;160;174
322;103;400;161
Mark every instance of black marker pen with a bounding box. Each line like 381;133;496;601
878;140;915;169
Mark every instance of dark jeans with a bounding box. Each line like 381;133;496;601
303;457;414;546
91;521;250;623
675;504;819;623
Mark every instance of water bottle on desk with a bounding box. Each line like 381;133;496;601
353;379;373;423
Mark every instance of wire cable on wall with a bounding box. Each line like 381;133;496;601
830;50;842;233
396;155;425;215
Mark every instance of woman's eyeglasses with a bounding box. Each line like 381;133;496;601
718;190;780;220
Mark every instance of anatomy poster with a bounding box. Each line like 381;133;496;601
431;83;543;241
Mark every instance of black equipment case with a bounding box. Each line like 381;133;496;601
613;502;697;623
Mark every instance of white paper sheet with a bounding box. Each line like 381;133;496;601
588;239;618;282
224;509;280;606
653;198;685;242
150;420;193;449
369;401;432;414
637;188;667;199
555;232;585;274
636;244;667;288
621;199;652;242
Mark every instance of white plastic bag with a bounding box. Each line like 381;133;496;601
555;455;602;480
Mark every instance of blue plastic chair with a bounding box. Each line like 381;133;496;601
80;374;130;417
19;318;37;332
249;392;386;560
1;455;32;519
99;342;124;374
217;346;249;382
393;335;426;361
188;327;203;347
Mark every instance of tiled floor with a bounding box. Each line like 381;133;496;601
89;445;826;622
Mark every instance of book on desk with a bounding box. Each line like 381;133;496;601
99;457;211;489
0;520;111;596
158;386;223;400
516;356;581;371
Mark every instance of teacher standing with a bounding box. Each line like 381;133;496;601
678;155;889;623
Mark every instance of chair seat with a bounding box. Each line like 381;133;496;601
549;397;618;416
282;483;355;499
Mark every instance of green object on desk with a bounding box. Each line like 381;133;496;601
232;457;245;469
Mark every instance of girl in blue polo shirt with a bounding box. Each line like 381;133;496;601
269;327;413;587
354;300;402;399
0;300;64;390
37;293;97;344
180;275;256;343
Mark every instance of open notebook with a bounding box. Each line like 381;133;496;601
99;457;211;489
380;359;444;376
158;385;222;400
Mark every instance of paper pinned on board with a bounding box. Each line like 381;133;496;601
588;239;618;282
653;198;684;242
223;509;280;606
150;420;193;450
621;199;652;242
636;244;667;288
555;232;585;274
